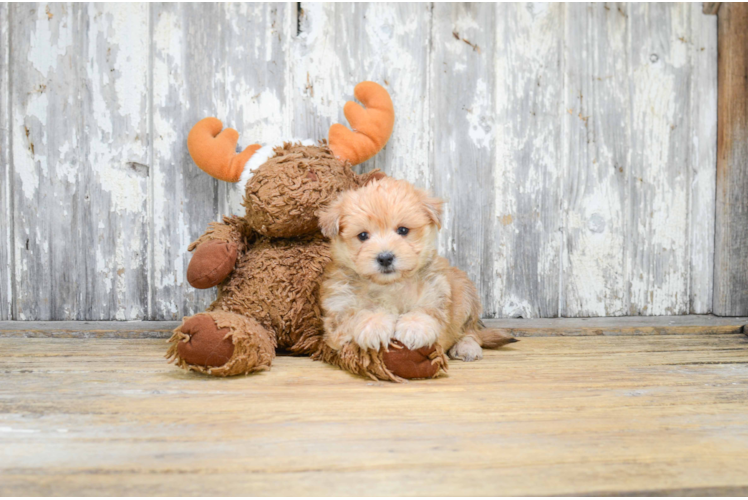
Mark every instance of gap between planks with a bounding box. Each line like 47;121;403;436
0;315;745;339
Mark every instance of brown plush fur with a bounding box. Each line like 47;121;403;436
243;144;359;238
166;143;424;381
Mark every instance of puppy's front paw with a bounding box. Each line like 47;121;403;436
394;312;440;350
353;312;396;350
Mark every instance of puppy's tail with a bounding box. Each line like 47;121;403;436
470;320;519;349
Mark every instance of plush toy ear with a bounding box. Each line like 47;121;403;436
421;193;444;229
318;197;344;238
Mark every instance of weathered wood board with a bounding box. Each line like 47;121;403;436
1;332;747;495
0;3;720;319
431;3;499;316
713;2;748;316
290;2;432;187
9;4;150;320
150;4;292;320
0;315;745;339
0;3;11;320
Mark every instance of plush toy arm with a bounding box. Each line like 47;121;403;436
186;216;249;289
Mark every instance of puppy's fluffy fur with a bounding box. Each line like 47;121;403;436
318;177;500;361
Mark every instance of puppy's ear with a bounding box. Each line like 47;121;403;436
318;196;344;238
421;194;444;229
358;169;387;187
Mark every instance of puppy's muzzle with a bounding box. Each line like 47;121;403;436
376;252;395;273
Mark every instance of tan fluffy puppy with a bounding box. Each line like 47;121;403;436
318;177;494;361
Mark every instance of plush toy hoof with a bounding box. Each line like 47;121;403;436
176;314;235;367
187;240;238;289
168;311;277;376
382;340;443;380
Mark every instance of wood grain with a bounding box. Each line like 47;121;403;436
0;320;180;338
0;3;723;319
11;3;87;320
492;3;565;318
562;2;630;317
627;4;693;316
0;2;11;320
482;315;747;337
9;4;150;320
430;3;497;316
1;333;746;496
82;4;150;320
291;3;431;183
150;4;293;320
150;3;226;320
713;2;748;316
218;3;292;216
703;3;721;16
688;4;718;314
1;315;745;339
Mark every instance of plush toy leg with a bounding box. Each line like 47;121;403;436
167;311;276;376
314;340;447;383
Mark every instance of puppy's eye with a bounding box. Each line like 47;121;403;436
357;232;369;242
396;227;409;236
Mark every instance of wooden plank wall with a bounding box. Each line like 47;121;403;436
0;3;718;320
713;2;748;316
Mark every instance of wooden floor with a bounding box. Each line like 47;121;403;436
2;318;748;496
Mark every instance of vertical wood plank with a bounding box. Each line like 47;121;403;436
0;2;11;319
490;3;564;318
81;3;150;320
151;4;292;320
561;3;629;317
688;4;717;314
713;2;748;315
430;3;497;315
291;3;431;184
702;3;722;16
627;3;692;315
219;3;292;215
10;3;85;319
10;3;150;320
151;4;223;320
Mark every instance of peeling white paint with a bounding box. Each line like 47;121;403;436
4;3;718;320
466;78;493;150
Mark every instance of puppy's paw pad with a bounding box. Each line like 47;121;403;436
448;336;483;362
354;313;396;350
394;313;440;350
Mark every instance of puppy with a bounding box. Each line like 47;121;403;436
318;177;514;361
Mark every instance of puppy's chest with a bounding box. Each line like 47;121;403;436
360;280;420;314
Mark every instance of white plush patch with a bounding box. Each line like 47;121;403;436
238;139;316;186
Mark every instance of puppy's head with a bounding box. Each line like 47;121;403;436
319;177;443;284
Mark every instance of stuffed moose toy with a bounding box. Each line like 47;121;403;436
167;82;447;382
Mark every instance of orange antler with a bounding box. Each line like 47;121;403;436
187;118;261;182
328;82;395;166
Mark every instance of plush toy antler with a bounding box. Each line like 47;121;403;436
328;81;395;165
187;118;261;182
187;82;394;182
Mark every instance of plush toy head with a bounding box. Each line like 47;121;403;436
186;82;395;238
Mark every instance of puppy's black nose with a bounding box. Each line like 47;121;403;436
376;252;395;268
